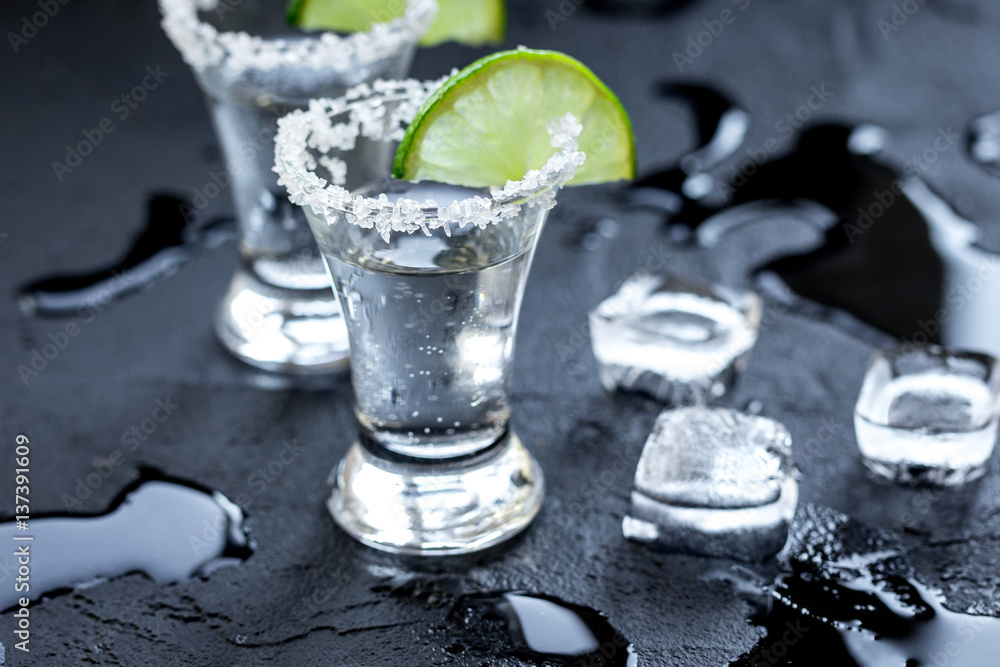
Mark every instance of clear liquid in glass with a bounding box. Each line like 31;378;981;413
312;181;544;458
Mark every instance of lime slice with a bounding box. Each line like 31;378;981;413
285;0;385;32
286;0;505;47
393;48;635;188
419;0;505;47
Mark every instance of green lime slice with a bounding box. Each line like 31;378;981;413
286;0;505;47
419;0;505;47
286;0;386;32
393;48;636;188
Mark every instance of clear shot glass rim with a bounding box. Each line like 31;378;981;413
159;0;437;73
272;78;586;239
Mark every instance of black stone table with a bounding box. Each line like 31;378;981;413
3;0;1000;664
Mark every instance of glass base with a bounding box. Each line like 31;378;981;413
215;267;350;374
327;432;545;555
860;455;989;487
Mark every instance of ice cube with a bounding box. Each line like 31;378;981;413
623;407;798;561
854;344;1000;486
589;272;762;404
970;109;1000;169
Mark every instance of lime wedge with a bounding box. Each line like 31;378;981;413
286;0;505;47
393;48;636;188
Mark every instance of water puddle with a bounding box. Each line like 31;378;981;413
633;103;1000;356
450;591;637;666
734;569;1000;666
17;194;233;318
632;83;748;218
728;505;1000;666
0;468;252;611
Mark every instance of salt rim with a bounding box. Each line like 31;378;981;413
273;78;586;241
158;0;436;73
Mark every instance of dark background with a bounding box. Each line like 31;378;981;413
2;0;1000;664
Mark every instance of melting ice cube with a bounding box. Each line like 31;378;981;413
589;272;762;404
970;109;1000;170
623;407;798;561
854;344;1000;486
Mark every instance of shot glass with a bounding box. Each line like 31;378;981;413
274;79;585;554
159;0;435;372
854;344;1000;486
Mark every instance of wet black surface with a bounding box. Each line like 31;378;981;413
16;195;233;318
0;468;251;612
731;505;1000;666
636;120;1000;353
3;0;1000;665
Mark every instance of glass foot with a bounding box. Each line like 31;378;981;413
859;455;989;487
215;268;350;374
328;432;545;555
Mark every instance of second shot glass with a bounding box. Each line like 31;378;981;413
160;0;435;372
